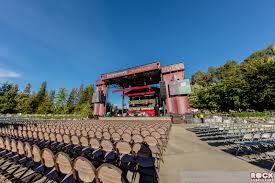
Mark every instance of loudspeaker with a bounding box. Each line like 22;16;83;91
159;81;167;99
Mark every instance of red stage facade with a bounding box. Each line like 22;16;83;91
93;62;191;116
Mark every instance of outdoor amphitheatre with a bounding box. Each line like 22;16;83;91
0;45;274;183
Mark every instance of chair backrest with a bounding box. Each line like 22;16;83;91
17;141;25;155
32;144;41;163
56;134;63;143
5;138;11;151
88;130;95;138
121;133;131;143
111;133;121;141
27;130;33;138
24;142;32;158
63;134;71;144
80;136;89;147
90;138;100;149
41;148;55;168
38;131;44;140
97;163;124;183
33;131;38;139
144;136;158;146
141;130;150;138
151;131;161;139
81;130;88;137
11;139;17;153
50;133;56;142
73;157;96;183
132;143;141;154
44;132;50;141
101;139;113;152
55;152;73;175
132;134;143;143
132;143;151;156
103;132;111;140
95;131;103;139
71;135;80;145
116;141;131;155
0;137;4;149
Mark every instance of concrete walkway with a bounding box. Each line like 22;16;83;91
159;124;264;183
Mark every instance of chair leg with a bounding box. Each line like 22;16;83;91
270;161;275;172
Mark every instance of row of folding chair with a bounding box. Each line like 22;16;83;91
0;126;162;182
1;127;164;168
0;136;129;183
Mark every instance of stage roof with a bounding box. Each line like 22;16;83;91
101;62;161;87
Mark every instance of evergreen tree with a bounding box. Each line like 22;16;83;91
67;88;76;113
0;82;12;96
33;81;47;112
191;45;275;112
15;83;33;114
0;84;18;113
77;84;85;104
83;84;94;104
48;90;55;113
36;93;51;114
54;87;68;114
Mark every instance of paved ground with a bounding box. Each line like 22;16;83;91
159;124;264;183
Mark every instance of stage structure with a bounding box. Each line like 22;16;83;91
93;62;191;116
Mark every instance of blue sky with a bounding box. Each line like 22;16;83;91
0;0;275;95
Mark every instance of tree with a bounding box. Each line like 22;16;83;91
15;83;33;114
33;81;47;112
0;84;18;113
54;87;68;114
0;82;12;96
48;90;55;113
36;92;52;114
77;84;85;105
191;71;210;86
190;45;275;112
83;84;94;104
67;88;76;113
23;83;31;95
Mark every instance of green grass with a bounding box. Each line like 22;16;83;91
229;111;272;117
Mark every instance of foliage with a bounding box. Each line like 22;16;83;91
191;45;275;112
229;111;272;117
0;81;94;118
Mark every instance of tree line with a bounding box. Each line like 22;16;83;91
190;45;275;112
0;81;94;117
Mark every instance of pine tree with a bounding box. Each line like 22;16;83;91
54;87;68;114
15;83;32;114
67;88;76;113
78;84;85;104
83;84;94;104
48;90;55;113
33;81;47;112
0;84;18;113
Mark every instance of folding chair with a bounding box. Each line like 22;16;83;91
97;163;128;183
41;148;58;180
73;156;96;183
116;141;135;175
55;152;75;183
101;139;117;163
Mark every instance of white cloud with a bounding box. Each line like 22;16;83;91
0;69;21;78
